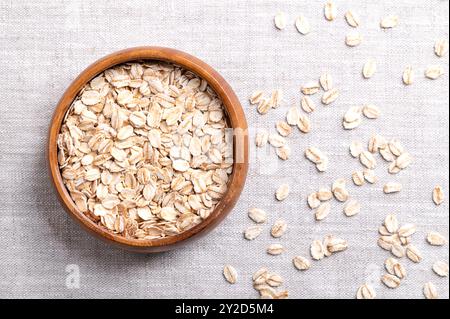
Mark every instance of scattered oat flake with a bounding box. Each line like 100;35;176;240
380;15;399;28
248;208;267;224
363;59;377;79
433;261;449;277
344;199;360;217
268;134;286;148
244;226;263;240
223;265;238;284
360;151;377;169
276;145;291;160
345;10;360;28
423;282;438;299
276;121;292;137
321;88;339;105
271;220;287;238
293;256;311;271
307;192;321;209
324;1;337;21
350;141;363;158
315;202;331;221
383;182;402;194
301;81;321;95
267;244;285;255
406;244;423;263
363;104;380;119
345;31;362;47
250;90;264;105
425;65;444;79
381;274;401;288
301;96;316;113
255;130;269;148
275;184;290;201
352;171;365;186
319;73;333;91
398;223;416;237
295;15;310;35
432;185;445;206
274;12;286;30
426;231;447;246
297;114;311;133
269;89;282;108
402;66;414;85
356;284;376;299
310;240;325;260
363;169;377;184
434;38;449;57
257;98;271;114
384;214;399;233
286;107;301;125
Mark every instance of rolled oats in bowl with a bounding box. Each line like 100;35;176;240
57;61;233;240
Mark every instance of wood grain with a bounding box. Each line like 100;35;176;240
47;47;248;253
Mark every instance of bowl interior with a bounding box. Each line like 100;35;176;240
48;47;248;252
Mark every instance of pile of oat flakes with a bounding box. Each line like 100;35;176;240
58;61;233;240
223;1;448;299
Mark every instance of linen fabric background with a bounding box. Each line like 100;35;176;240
0;0;448;299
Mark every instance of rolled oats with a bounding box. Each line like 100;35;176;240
268;134;286;148
301;81;321;95
315;202;331;221
434;38;449;57
363;169;377;184
307;192;321;209
381;274;401;288
223;265;238;284
383;182;402;194
293;256;311;270
360;151;376;169
425;65;444;79
276;145;291;160
345;10;360;28
426;231;447;246
432;261;449;277
380;15;399;28
321;88;339;105
362;104;380;119
319;73;333;91
343;199;360;217
423;282;438;299
363;59;377;79
310;240;325;260
356;284;376;299
301;96;316;113
267;244;285;255
276;121;292;137
345;31;362;47
271;220;287;238
248;208;268;224
295;15;311;35
350;141;363;158
352;171;365;186
432;185;444;205
255;130;269;148
250;90;264;105
402;66;414;85
275;184;290;201
244;226;263;240
274;11;286;30
297;114;311;133
324;1;337;21
406;244;423;263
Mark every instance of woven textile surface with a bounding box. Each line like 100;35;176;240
0;0;448;298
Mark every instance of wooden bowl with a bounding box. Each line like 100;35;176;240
48;47;248;253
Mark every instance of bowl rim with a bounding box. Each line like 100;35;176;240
48;46;248;252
